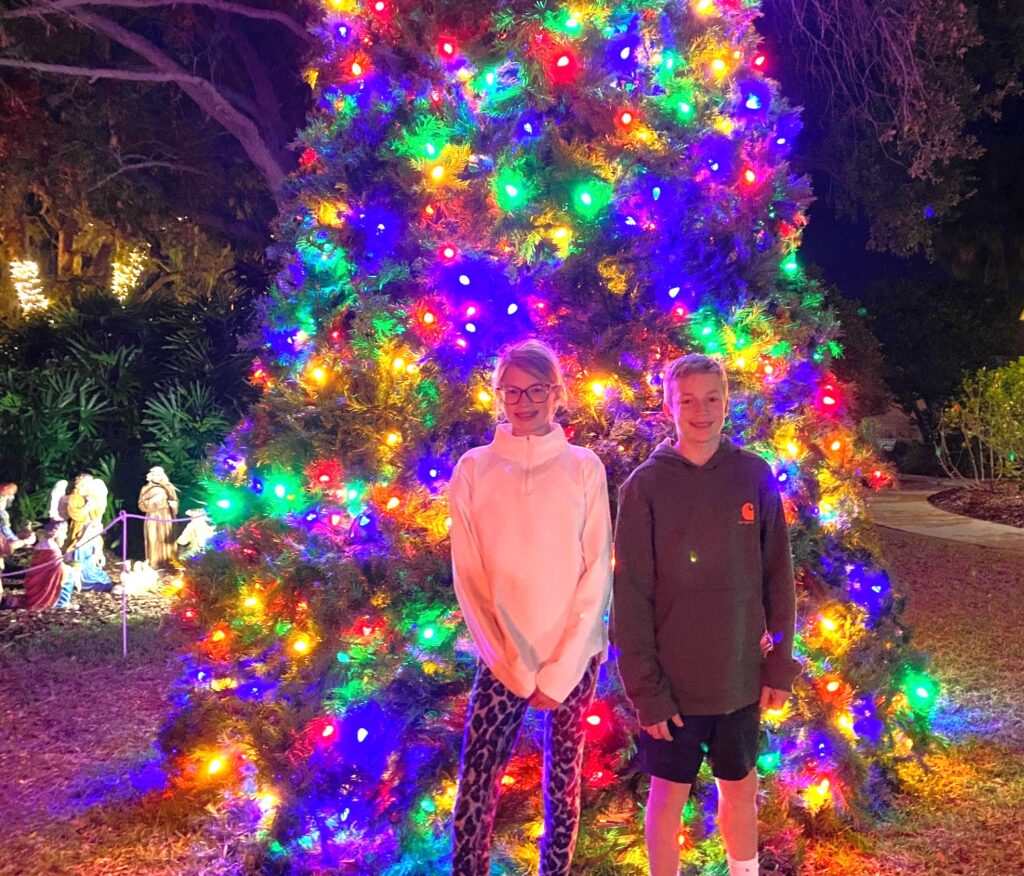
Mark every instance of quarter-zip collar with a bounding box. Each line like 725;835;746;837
490;422;568;494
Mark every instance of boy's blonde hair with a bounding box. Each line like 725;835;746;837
663;354;728;405
493;338;564;391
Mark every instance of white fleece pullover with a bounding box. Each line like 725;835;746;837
449;423;613;703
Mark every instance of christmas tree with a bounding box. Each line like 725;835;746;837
159;0;939;872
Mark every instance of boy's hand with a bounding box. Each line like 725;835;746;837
642;714;684;741
529;689;560;710
759;686;790;711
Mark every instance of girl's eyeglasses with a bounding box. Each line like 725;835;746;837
497;383;554;404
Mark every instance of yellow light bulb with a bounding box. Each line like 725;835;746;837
293;637;310;654
392;357;405;370
477;389;493;404
208;757;225;775
386;431;401;446
311;366;327;383
430;165;445;180
386;496;400;510
590;381;606;398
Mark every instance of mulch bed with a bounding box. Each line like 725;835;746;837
0;529;1021;875
929;483;1024;529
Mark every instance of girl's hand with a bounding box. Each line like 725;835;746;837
529;689;560;710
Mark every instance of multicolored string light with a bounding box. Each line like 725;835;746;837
159;1;937;871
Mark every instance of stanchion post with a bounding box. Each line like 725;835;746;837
120;510;129;659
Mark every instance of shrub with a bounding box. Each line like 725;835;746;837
938;357;1024;486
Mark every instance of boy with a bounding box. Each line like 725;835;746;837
612;354;798;876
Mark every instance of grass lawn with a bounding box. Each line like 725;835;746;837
0;528;1021;875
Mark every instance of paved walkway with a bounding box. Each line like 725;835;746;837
866;476;1024;553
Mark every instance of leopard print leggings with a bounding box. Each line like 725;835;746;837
452;656;600;876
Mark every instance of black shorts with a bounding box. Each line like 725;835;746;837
637;702;760;784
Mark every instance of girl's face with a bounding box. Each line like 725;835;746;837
498;363;562;437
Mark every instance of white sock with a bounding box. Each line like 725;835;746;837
726;854;759;876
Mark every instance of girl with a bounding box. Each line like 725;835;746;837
449;338;613;876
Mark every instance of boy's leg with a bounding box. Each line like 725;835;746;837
646;776;691;876
539;656;599;876
708;702;761;874
452;663;529;876
716;769;759;868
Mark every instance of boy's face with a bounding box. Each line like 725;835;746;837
664;371;728;447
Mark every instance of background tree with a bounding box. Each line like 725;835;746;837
760;0;1024;257
0;0;315;205
0;1;314;525
860;273;1024;439
934;96;1024;300
0;0;312;316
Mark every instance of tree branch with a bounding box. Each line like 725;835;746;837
225;10;290;159
1;0;311;43
66;7;289;201
0;57;194;83
87;160;207;192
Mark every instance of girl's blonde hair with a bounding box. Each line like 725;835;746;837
493;338;562;389
492;339;567;414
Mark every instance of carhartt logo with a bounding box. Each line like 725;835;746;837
740;502;755;523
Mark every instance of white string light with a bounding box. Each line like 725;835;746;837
9;259;50;315
110;247;148;302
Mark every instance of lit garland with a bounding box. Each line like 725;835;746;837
110;246;149;302
158;0;938;872
9;259;50;314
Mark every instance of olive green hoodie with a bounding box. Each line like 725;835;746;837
612;438;799;724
